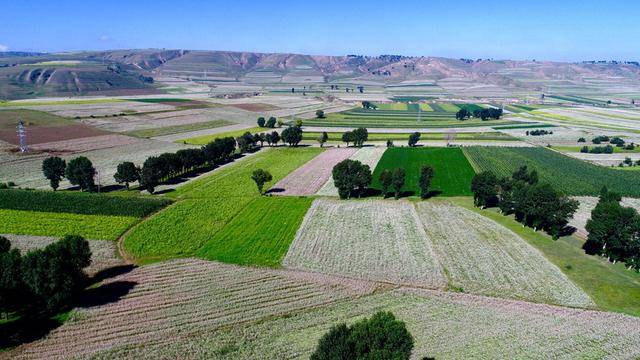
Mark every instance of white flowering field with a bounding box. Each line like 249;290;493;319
283;199;446;288
416;201;593;308
77;288;640;359
316;146;386;196
10;258;371;359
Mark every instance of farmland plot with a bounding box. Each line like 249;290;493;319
271;147;357;195
9;258;373;359
2;234;121;276
316;146;386;196
416;201;593;307
77;289;640;359
283;199;446;288
570;196;640;238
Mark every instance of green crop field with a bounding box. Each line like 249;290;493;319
371;147;476;196
178;126;264;145
196;196;313;267
123;147;323;263
124;119;234;138
0;209;137;240
0;189;171;217
463;147;640;196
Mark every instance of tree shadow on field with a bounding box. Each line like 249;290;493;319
77;281;137;308
422;190;442;199
559;225;577;237
0;314;65;351
90;264;137;285
265;188;285;194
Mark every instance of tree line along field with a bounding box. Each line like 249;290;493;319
0;190;170;240
302;131;519;142
123;147;323;263
371;147;476;197
462;146;640;196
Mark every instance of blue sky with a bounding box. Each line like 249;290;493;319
1;0;638;61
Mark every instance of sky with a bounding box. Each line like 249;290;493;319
1;0;638;62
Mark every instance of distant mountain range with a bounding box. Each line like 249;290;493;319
1;49;639;100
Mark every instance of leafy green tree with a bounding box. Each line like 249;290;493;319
419;166;435;199
251;169;273;195
176;148;206;170
392;167;406;199
379;169;393;198
65;156;96;191
257;117;266;127
352;127;369;147
114;161;140;189
266;117;277;128
140;156;163;194
456;108;470;120
236;132;257;153
158;152;183;179
266;131;281;146
471;171;499;208
316;110;325;118
317;132;329;147
282;126;303;147
0;237;23;317
342;131;354;147
332;159;372;199
42;156;66;191
408;132;420;147
311;311;413;360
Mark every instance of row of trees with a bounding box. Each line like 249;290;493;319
341;127;369;147
471;166;578;239
584;188;640;270
256;116;278;128
0;235;91;318
42;156;97;191
456;107;503;121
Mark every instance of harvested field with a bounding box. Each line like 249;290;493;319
151;123;252;142
230;103;279;112
317;146;386;196
123;119;234;138
29;134;142;152
9;258;373;359
13;101;174;118
416;201;593;307
570;196;640;238
2;234;121;276
270;147;357;195
283;199;446;288
0;123;107;145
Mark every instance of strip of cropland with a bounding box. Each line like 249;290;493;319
371;147;476;196
0;190;170;240
302;131;518;142
462;146;640;196
123;147;323;264
178;126;265;145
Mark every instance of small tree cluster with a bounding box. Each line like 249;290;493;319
317;131;329;147
342;127;368;147
42;156;97;192
310;311;414;360
281;125;303;147
580;145;614;154
0;235;91;317
526;129;553;136
408;132;421;147
584;187;640;270
470;166;578;239
332;159;372;199
315;110;325;119
257;116;277;128
472;108;503;120
362;101;377;110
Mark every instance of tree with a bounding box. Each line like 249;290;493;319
471;171;499;208
236;132;257;153
65;156;96;191
379;169;393;198
342;131;354;146
257;133;266;147
419;166;435;199
140;156;163;194
269;131;281;146
281;126;303;147
257;117;266;127
42;156;66;191
176;148;206;171
251;169;272;195
392;167;406;199
316;110;325;119
352;127;368;147
311;311;413;360
317;131;329;148
158;152;183;179
266;117;277;128
332;159;372;199
456;108;470;120
114;161;140;189
408;132;421;147
0;237;23;317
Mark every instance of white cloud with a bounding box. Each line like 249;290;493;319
98;35;111;41
0;44;8;52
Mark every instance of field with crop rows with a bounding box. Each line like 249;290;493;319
462;146;640;196
10;259;374;359
416;201;593;307
271;148;356;195
124;119;234;138
0;209;137;240
284;199;446;288
196;196;313;266
123;148;322;262
300;102;519;128
371;147;476;196
178;126;265;145
302;131;518;142
317;147;386;196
